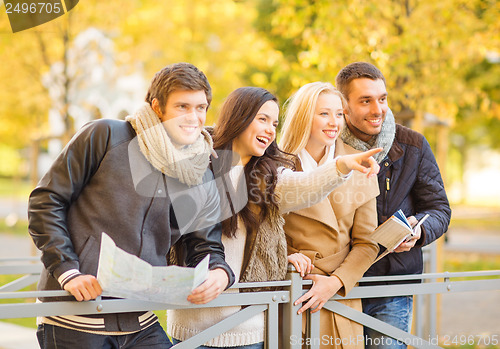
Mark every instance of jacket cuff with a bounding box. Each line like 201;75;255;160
416;225;426;246
332;271;351;297
334;156;353;179
57;269;83;289
209;263;235;290
52;261;80;281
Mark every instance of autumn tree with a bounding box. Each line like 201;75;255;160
252;0;498;122
0;0;275;177
251;0;499;188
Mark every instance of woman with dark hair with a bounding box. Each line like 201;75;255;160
166;87;380;348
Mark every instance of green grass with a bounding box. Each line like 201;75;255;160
444;253;500;272
443;252;500;280
155;310;167;333
0;177;32;198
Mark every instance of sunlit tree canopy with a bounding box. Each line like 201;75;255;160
0;0;498;190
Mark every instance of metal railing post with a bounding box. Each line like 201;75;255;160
417;244;438;339
266;300;280;349
305;309;320;349
428;243;438;339
282;264;303;349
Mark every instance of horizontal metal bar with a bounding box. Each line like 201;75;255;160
0;290;290;319
0;257;40;263
230;280;291;288
2;275;498;303
336;278;500;300
0;275;39;292
0;265;42;274
0;289;289;304
0;290;69;300
359;270;500;282
2;278;498;319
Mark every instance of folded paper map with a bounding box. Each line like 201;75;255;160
97;232;209;305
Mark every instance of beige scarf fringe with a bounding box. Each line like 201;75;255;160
126;103;213;186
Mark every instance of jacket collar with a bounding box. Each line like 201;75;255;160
386;138;404;164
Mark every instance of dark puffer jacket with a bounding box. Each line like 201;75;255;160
364;124;451;281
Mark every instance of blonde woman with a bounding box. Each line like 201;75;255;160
280;82;380;349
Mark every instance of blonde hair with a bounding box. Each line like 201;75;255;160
280;82;347;155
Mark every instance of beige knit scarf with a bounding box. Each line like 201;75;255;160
126;103;213;186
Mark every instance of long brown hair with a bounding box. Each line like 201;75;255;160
212;87;295;238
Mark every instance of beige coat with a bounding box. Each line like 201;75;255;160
284;139;380;349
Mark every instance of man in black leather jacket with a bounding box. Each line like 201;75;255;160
336;62;451;349
29;63;234;348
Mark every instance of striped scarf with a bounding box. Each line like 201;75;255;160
340;108;396;164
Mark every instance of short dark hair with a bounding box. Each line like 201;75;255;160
145;62;212;113
335;62;386;100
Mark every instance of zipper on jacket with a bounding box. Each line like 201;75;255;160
383;166;391;218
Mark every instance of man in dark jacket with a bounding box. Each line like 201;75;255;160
336;62;451;349
29;63;235;348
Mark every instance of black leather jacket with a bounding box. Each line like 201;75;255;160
29;118;234;331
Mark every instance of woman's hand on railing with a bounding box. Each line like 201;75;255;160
293;274;343;314
336;147;382;177
287;253;313;277
187;268;229;304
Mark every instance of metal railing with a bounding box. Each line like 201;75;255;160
1;257;499;349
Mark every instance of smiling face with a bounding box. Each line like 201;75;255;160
344;78;388;142
232;100;279;165
152;89;208;147
305;92;344;162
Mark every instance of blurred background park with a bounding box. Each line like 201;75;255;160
0;0;499;347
